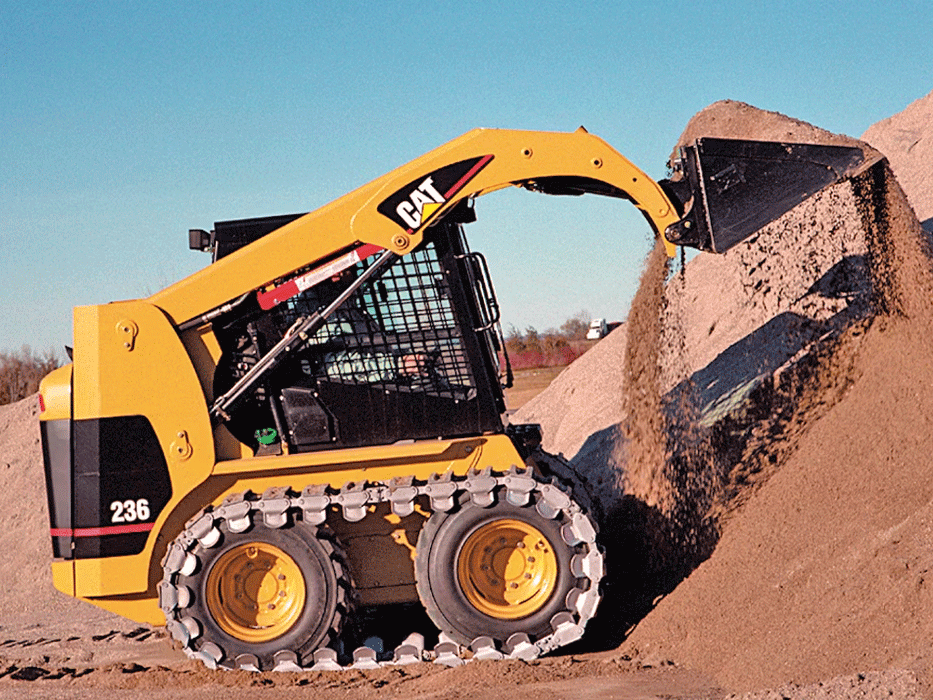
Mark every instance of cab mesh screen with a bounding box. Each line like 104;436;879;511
270;241;476;400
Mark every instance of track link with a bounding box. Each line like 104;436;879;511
159;465;603;671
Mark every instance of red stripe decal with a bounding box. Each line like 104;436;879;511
257;244;385;310
443;153;495;198
355;243;384;259
258;279;300;310
50;522;155;538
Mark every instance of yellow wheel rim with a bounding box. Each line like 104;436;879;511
457;518;558;620
205;543;306;643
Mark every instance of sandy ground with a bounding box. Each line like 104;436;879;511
3;93;933;699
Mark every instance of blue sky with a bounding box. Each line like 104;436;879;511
3;1;931;353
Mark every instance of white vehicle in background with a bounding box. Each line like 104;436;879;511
586;318;607;340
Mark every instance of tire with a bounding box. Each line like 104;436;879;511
414;488;579;647
162;495;352;670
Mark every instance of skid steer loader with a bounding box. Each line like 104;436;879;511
38;128;874;671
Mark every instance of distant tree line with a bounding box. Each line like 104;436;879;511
0;347;61;406
503;312;597;370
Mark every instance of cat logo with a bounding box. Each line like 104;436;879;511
378;155;494;232
396;177;446;230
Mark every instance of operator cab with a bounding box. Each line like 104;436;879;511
200;210;511;456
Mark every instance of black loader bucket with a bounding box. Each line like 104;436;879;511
663;137;880;253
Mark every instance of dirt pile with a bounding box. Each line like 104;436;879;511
0;395;70;617
622;102;886;531
514;321;629;508
519;101;880;517
624;106;933;694
519;98;933;694
0;397;135;634
671;99;879;158
622;155;933;689
862;89;933;226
